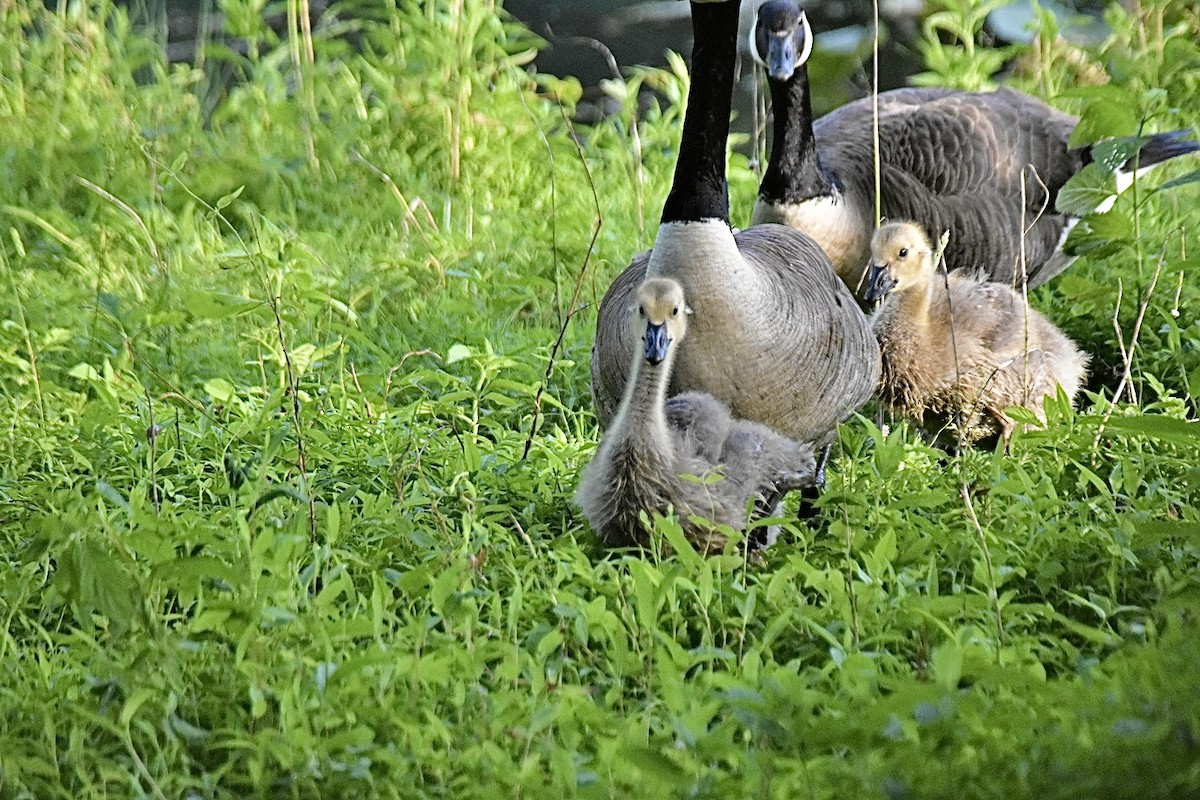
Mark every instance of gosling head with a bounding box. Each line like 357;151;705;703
864;222;936;304
750;0;813;82
633;277;691;367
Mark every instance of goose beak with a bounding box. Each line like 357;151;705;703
864;263;896;304
644;321;670;366
765;34;797;82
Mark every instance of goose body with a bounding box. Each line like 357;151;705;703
866;222;1089;443
576;278;817;550
750;0;1200;292
591;0;880;448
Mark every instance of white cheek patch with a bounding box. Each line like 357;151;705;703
797;11;813;66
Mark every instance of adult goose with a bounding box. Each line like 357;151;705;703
590;0;880;457
577;277;818;550
750;0;1200;292
866;222;1089;444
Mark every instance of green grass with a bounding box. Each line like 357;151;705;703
1;0;1198;797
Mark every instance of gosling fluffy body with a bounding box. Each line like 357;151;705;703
576;278;817;551
866;222;1089;443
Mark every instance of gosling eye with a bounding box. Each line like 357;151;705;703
638;305;645;317
672;307;679;316
898;247;909;258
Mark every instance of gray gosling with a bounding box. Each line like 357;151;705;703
866;222;1089;444
576;277;817;552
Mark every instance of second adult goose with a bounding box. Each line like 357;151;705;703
591;0;880;452
750;0;1200;292
576;277;817;550
866;222;1089;444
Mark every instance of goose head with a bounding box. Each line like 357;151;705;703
634;278;692;366
865;222;935;304
750;0;813;82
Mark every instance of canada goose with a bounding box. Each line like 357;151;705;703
866;222;1089;443
750;0;1200;292
576;277;818;550
591;0;880;457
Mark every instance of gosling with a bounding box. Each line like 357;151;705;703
866;222;1089;444
575;277;817;552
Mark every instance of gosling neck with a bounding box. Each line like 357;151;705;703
614;346;677;440
891;275;937;328
660;1;739;225
758;56;836;205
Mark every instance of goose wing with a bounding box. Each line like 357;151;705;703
728;225;881;442
817;88;1081;287
591;225;880;444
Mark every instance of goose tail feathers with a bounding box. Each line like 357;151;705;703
1118;129;1199;171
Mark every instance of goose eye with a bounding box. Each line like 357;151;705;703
898;247;909;258
672;307;678;316
638;306;644;317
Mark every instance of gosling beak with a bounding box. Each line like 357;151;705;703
644;321;670;366
765;33;797;82
863;263;896;304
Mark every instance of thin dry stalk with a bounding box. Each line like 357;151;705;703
123;733;169;800
522;102;603;460
144;388;161;513
545;27;646;233
0;245;46;423
1017;166;1051;406
514;62;565;319
350;150;440;246
851;0;883;298
348;362;375;424
960;481;1005;645
75;176;166;281
267;289;318;543
931;229;970;450
840;484;861;650
872;0;882;227
285;0;318;168
1170;269;1184;318
1093;247;1167;449
1111;279;1132;401
1115;246;1166;403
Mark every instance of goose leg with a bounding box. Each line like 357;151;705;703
813;442;831;490
796;442;832;521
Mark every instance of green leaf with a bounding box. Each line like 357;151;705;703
1066;86;1139;147
931;643;964;691
446;343;472;364
68;362;101;381
120;687;157;728
204;378;236;404
56;539;140;636
1056;163;1117;216
1105;415;1199;444
623;745;685;784
1133;520;1200;545
183;290;262;320
1156;168;1200;192
215;185;245;209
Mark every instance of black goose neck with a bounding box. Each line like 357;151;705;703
660;1;739;225
758;62;834;204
